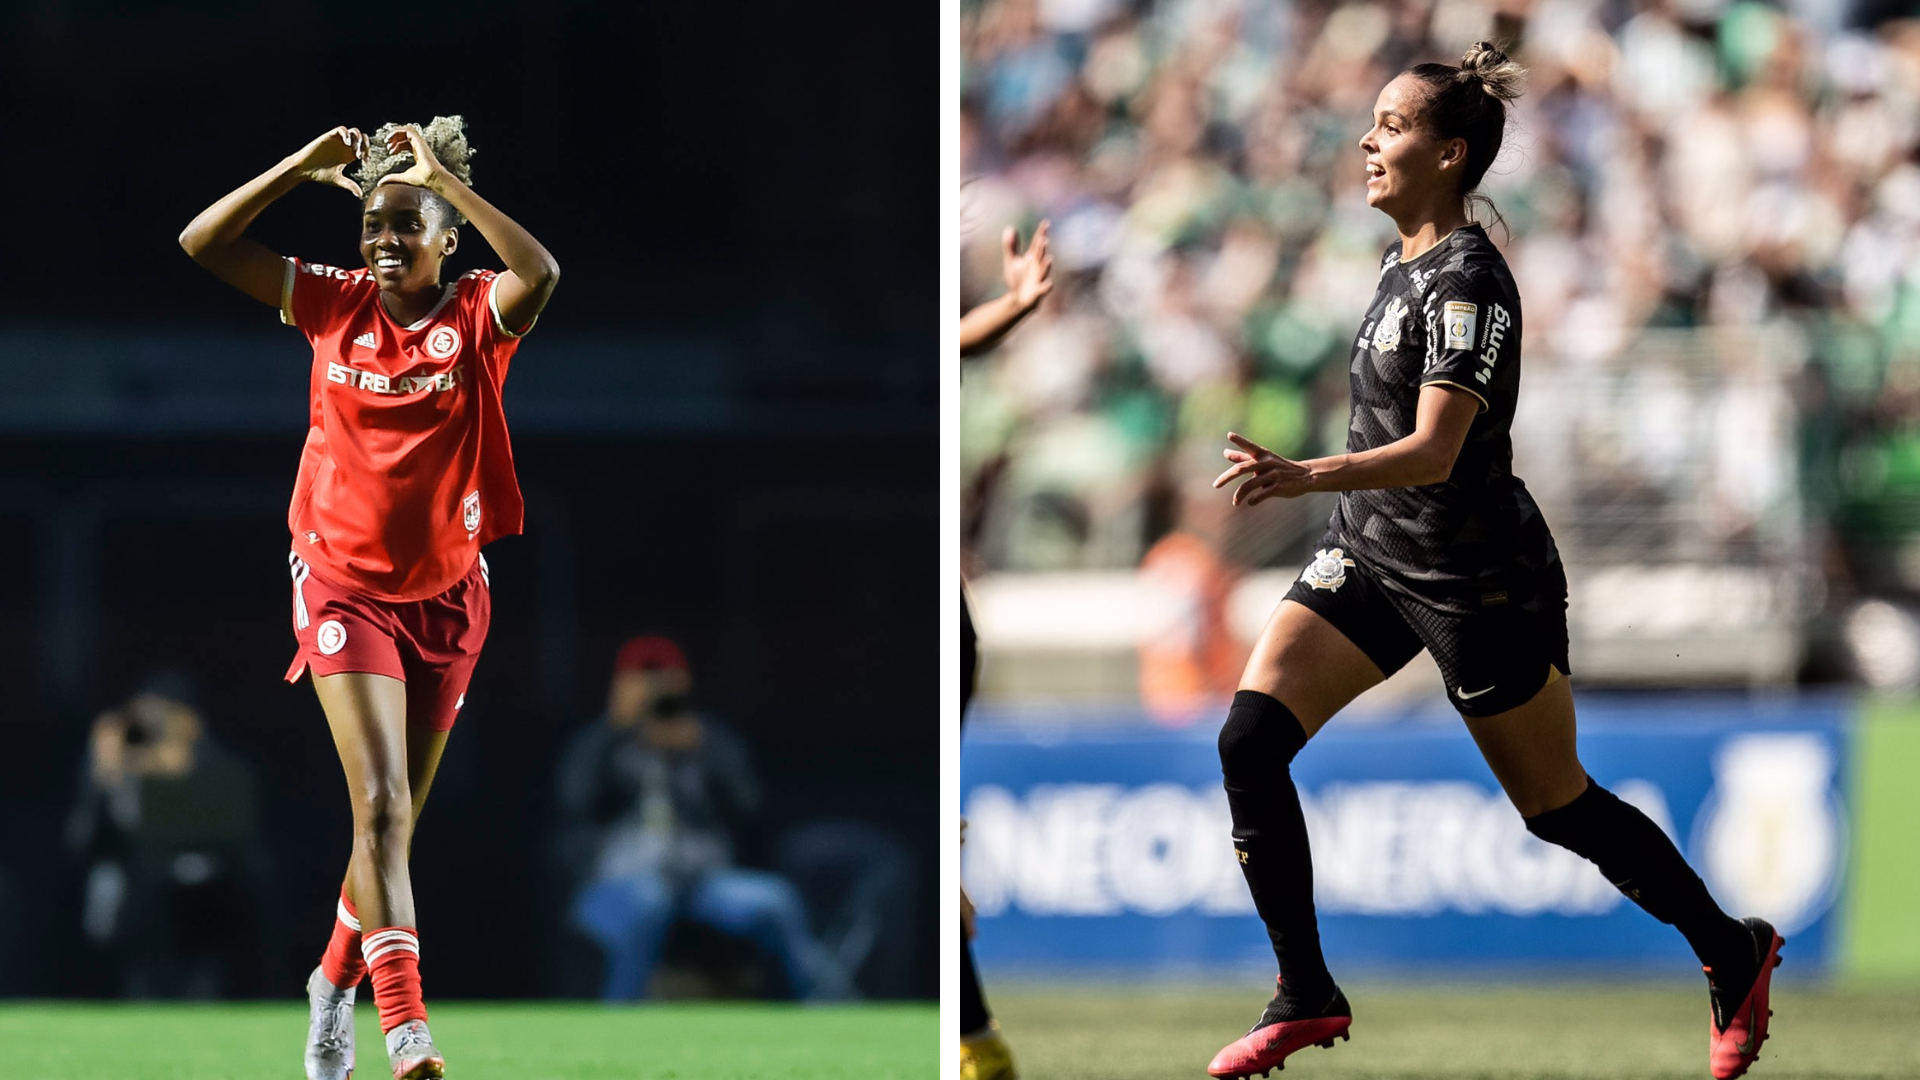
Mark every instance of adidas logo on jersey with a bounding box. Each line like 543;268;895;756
353;332;377;349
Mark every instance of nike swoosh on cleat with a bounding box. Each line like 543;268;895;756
1455;685;1495;699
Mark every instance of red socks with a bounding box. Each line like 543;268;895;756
319;889;367;989
318;889;426;1032
364;926;426;1031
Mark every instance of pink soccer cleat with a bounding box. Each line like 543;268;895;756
1207;979;1351;1079
1707;918;1785;1080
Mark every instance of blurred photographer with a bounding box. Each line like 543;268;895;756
66;670;266;997
556;636;833;1000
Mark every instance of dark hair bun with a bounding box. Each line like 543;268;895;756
1459;41;1525;101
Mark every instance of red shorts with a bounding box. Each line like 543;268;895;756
285;551;491;732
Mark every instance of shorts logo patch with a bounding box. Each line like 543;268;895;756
316;619;347;656
1371;296;1407;353
1302;548;1357;591
425;325;462;360
1443;301;1477;350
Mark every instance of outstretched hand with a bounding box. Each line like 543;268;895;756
292;126;367;197
1213;432;1314;506
375;125;445;191
1002;219;1054;311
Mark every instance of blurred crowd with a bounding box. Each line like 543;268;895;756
960;0;1920;611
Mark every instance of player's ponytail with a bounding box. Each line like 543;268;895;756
1405;42;1526;235
355;115;476;227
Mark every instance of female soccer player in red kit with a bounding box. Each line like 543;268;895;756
179;117;557;1080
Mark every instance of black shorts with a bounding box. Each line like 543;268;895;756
1284;545;1570;718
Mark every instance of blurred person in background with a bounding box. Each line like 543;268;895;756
1204;45;1780;1080
558;636;835;1001
961;219;1053;1080
67;671;267;999
179;116;560;1080
1137;476;1248;722
962;220;1055;357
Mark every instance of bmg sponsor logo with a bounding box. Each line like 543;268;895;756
1474;303;1511;384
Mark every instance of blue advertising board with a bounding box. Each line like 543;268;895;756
963;696;1849;975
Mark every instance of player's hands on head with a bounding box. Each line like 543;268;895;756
376;125;446;191
293;126;368;197
1003;219;1055;312
1214;432;1313;506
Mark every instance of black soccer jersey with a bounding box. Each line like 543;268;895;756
1324;223;1560;613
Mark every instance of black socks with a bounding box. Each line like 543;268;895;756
1220;692;1749;996
1218;689;1332;998
1525;778;1752;974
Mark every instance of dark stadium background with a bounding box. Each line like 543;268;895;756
0;2;935;997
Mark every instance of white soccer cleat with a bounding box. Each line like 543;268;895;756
304;966;356;1080
385;1018;446;1079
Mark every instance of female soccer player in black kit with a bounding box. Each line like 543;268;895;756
1204;44;1781;1080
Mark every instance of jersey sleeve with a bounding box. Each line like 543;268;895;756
455;270;527;380
458;268;537;344
280;258;357;339
1419;267;1516;414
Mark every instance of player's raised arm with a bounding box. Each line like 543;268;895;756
178;126;369;307
375;125;559;333
960;220;1053;357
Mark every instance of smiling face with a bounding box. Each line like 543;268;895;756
1358;72;1467;216
359;184;457;293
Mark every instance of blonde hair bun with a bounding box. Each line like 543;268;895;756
1459;42;1525;102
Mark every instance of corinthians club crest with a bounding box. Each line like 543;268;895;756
1371;296;1407;353
1301;548;1356;591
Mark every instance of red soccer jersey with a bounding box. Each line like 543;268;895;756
280;257;527;602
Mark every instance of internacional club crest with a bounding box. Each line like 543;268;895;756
1301;548;1357;591
316;619;348;656
426;325;462;360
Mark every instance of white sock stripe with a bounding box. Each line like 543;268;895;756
335;900;360;932
290;554;312;630
364;940;421;965
362;928;418;948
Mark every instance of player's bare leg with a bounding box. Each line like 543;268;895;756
343;719;452;898
1460;667;1586;817
309;719;452;1080
315;672;444;1079
1208;601;1379;1078
1237;600;1385;736
1470;668;1782;1079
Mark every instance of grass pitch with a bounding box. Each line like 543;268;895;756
0;1000;933;1079
991;980;1920;1080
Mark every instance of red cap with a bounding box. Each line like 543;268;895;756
614;635;688;675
